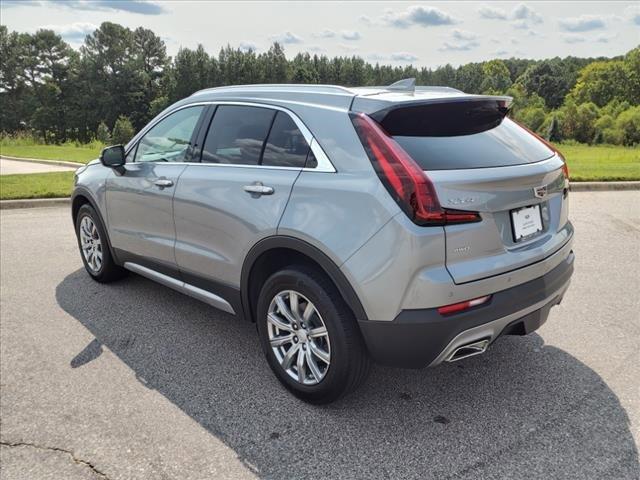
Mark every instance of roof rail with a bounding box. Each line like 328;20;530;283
191;83;354;97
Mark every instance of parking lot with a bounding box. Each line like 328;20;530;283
1;191;638;480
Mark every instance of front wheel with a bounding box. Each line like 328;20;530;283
256;265;370;404
75;204;126;283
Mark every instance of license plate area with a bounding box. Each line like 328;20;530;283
511;204;543;242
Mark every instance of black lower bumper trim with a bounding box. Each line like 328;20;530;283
358;250;574;368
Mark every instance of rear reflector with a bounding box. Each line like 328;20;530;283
437;295;492;316
350;112;481;226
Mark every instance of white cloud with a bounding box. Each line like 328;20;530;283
512;4;543;24
358;14;373;25
367;52;419;62
493;49;510;56
440;29;480;52
39;21;97;41
338;43;358;52
269;31;303;44
380;5;458;28
559;15;606;32
452;29;478;41
595;33;617;43
390;52;419;62
626;5;640;25
562;34;586;44
477;4;508;20
341;30;361;41
238;41;258;52
440;40;480;52
314;29;335;39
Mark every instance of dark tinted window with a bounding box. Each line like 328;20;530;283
393;118;554;170
201;106;275;165
262;112;310;168
135;106;204;163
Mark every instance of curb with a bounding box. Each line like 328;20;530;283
0;155;85;168
570;181;640;191
0;198;71;210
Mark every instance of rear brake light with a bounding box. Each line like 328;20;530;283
515;120;569;182
437;295;491;316
350;113;481;226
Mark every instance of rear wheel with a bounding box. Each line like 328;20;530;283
75;204;126;283
256;265;370;403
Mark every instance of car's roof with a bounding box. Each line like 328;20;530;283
183;80;512;118
187;81;479;111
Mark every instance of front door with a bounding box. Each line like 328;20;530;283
106;105;206;275
173;105;313;291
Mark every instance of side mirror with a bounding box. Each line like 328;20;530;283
100;145;126;168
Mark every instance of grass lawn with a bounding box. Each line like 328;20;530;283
0;171;75;200
558;144;640;181
0;144;100;164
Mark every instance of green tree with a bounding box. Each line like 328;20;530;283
615;106;640;146
480;60;512;94
547;116;562;142
570;60;631;107
111;115;134;144
96;121;111;144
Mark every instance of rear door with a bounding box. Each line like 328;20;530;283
173;104;313;290
106;105;205;274
380;101;572;284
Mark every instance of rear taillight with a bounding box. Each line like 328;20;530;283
437;295;492;316
350;113;481;226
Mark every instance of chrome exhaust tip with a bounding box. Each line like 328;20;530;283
445;339;490;362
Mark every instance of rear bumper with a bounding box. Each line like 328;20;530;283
357;249;574;368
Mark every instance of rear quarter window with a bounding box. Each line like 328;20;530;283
262;112;310;168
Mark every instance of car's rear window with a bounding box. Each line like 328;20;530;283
378;101;554;170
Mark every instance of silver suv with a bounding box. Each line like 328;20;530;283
72;80;574;403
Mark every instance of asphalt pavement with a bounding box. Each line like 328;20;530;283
1;191;639;480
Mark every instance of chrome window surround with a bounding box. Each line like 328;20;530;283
125;101;336;173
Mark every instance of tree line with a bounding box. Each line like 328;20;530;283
1;22;638;146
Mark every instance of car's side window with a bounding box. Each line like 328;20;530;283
201;106;275;165
134;106;205;163
262;112;310;168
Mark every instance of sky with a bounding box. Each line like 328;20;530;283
1;1;639;68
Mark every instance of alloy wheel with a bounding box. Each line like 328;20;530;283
267;290;331;385
79;216;103;273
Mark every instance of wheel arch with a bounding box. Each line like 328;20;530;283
71;189;119;264
241;236;368;323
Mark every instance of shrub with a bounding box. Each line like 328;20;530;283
96;121;111;144
111;116;135;145
615;106;640;146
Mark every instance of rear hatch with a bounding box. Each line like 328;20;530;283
355;96;572;285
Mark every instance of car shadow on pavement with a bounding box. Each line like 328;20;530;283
56;269;639;479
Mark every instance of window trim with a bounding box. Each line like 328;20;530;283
125;101;336;173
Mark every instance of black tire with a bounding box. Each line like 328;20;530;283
256;265;370;404
75;204;126;283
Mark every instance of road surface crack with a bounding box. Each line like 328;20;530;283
0;440;110;479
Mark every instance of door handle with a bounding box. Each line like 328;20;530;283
243;183;274;195
154;179;174;188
